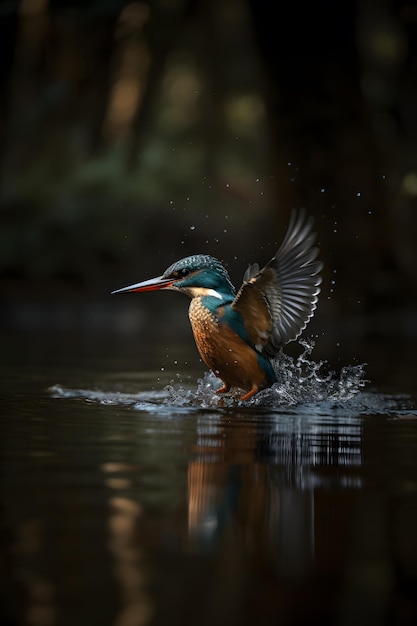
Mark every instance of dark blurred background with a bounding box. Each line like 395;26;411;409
1;0;416;380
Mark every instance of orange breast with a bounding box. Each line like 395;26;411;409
188;298;268;393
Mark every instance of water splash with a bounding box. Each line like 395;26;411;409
49;384;208;419
49;339;415;416
49;385;174;413
166;339;367;409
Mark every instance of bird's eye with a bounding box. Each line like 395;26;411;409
178;268;190;277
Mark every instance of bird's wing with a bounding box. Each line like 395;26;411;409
231;209;323;356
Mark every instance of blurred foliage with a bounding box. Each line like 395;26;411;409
0;0;274;287
0;0;416;324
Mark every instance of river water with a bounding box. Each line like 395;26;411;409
1;331;417;626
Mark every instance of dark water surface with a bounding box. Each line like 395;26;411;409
1;332;417;626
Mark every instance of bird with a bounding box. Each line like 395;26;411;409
112;209;323;401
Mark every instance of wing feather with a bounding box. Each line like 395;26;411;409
232;209;323;356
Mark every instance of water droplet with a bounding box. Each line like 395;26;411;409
190;225;195;230
356;192;361;197
320;187;326;193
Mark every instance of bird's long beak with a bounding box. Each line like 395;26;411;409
111;275;175;295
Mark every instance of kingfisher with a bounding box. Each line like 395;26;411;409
112;210;323;401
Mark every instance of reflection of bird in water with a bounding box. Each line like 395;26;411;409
112;210;323;400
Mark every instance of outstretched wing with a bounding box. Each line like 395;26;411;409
231;209;323;356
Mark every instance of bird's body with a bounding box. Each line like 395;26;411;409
188;294;277;400
112;210;323;401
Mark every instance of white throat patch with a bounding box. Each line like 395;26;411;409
188;287;223;299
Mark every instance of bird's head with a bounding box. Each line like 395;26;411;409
112;254;235;300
